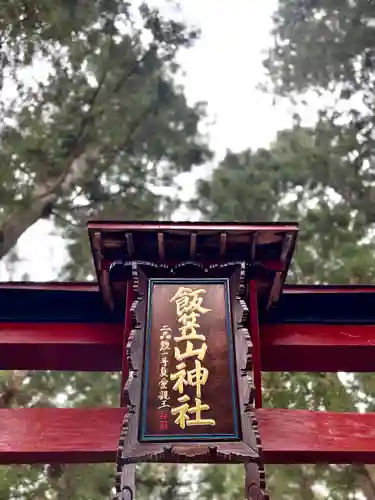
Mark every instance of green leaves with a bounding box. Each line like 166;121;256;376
264;0;375;96
0;0;211;264
0;2;211;499
194;2;375;496
195;121;375;496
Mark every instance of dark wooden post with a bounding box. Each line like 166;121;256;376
249;280;262;409
121;280;134;405
117;279;135;499
245;279;268;499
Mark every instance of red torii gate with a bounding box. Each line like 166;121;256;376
1;221;375;498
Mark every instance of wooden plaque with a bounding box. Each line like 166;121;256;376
122;264;259;463
139;278;240;442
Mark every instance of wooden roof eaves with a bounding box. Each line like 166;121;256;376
87;221;299;233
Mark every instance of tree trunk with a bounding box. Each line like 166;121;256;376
0;147;98;261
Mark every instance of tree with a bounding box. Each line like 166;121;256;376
195;3;375;495
262;0;375;244
194;126;375;498
263;0;375;101
0;0;211;269
0;1;211;498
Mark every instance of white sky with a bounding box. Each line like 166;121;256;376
0;1;317;282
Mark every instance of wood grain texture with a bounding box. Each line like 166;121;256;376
121;265;259;464
261;323;375;372
0;322;122;370
3;322;375;372
249;280;262;408
2;408;375;464
0;408;124;464
121;281;133;405
245;278;267;498
87;221;299;232
88;221;299;315
141;279;239;441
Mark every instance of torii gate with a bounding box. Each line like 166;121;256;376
0;221;374;499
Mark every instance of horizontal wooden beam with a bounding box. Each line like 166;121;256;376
0;282;99;291
283;285;375;294
102;259;287;271
2;322;375;372
88;221;299;233
261;323;375;372
0;408;374;464
0;322;373;372
0;323;122;371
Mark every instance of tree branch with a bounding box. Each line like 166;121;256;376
68;97;158;206
0;146;98;261
0;41;162;262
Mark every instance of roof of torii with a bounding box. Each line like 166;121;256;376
87;220;299;311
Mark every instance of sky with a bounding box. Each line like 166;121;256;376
0;1;314;282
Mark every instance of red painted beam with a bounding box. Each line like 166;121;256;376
0;408;123;464
2;322;375;372
259;409;375;464
261;323;375;372
0;408;374;464
0;323;122;371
